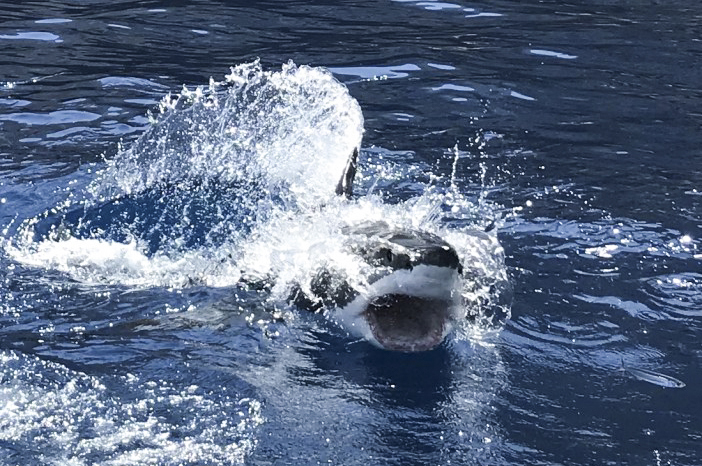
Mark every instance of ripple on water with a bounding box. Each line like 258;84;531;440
578;221;698;261
506;315;626;354
0;350;263;466
642;273;702;319
0;32;62;42
0;110;101;126
508;216;698;261
572;293;667;322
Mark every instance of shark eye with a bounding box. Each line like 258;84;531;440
385;249;393;263
374;248;394;266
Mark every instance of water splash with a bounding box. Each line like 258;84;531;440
4;61;510;336
92;60;363;206
0;350;263;466
6;61;363;285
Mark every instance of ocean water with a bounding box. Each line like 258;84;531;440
1;1;701;465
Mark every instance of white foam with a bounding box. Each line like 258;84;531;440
91;60;364;209
3;62;509;340
5;236;241;288
0;350;263;466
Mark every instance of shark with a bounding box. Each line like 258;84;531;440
290;147;468;352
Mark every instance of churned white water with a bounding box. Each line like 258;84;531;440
4;61;509;335
0;350;263;466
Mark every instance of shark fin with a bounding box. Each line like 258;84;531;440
335;147;358;198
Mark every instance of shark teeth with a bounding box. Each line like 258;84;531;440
333;264;462;351
364;294;450;352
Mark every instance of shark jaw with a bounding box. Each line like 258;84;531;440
333;264;462;352
364;293;452;352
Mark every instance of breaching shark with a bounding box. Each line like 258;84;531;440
28;147;480;353
292;147;467;352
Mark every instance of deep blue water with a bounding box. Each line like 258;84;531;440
1;1;701;465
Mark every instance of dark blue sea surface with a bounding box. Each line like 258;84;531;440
1;1;701;465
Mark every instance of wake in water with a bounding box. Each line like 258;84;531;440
3;60;510;346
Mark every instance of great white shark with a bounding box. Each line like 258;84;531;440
28;145;476;352
294;147;468;352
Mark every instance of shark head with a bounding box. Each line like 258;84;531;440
334;222;464;352
295;147;464;351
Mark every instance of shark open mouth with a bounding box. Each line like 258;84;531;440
363;293;451;352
